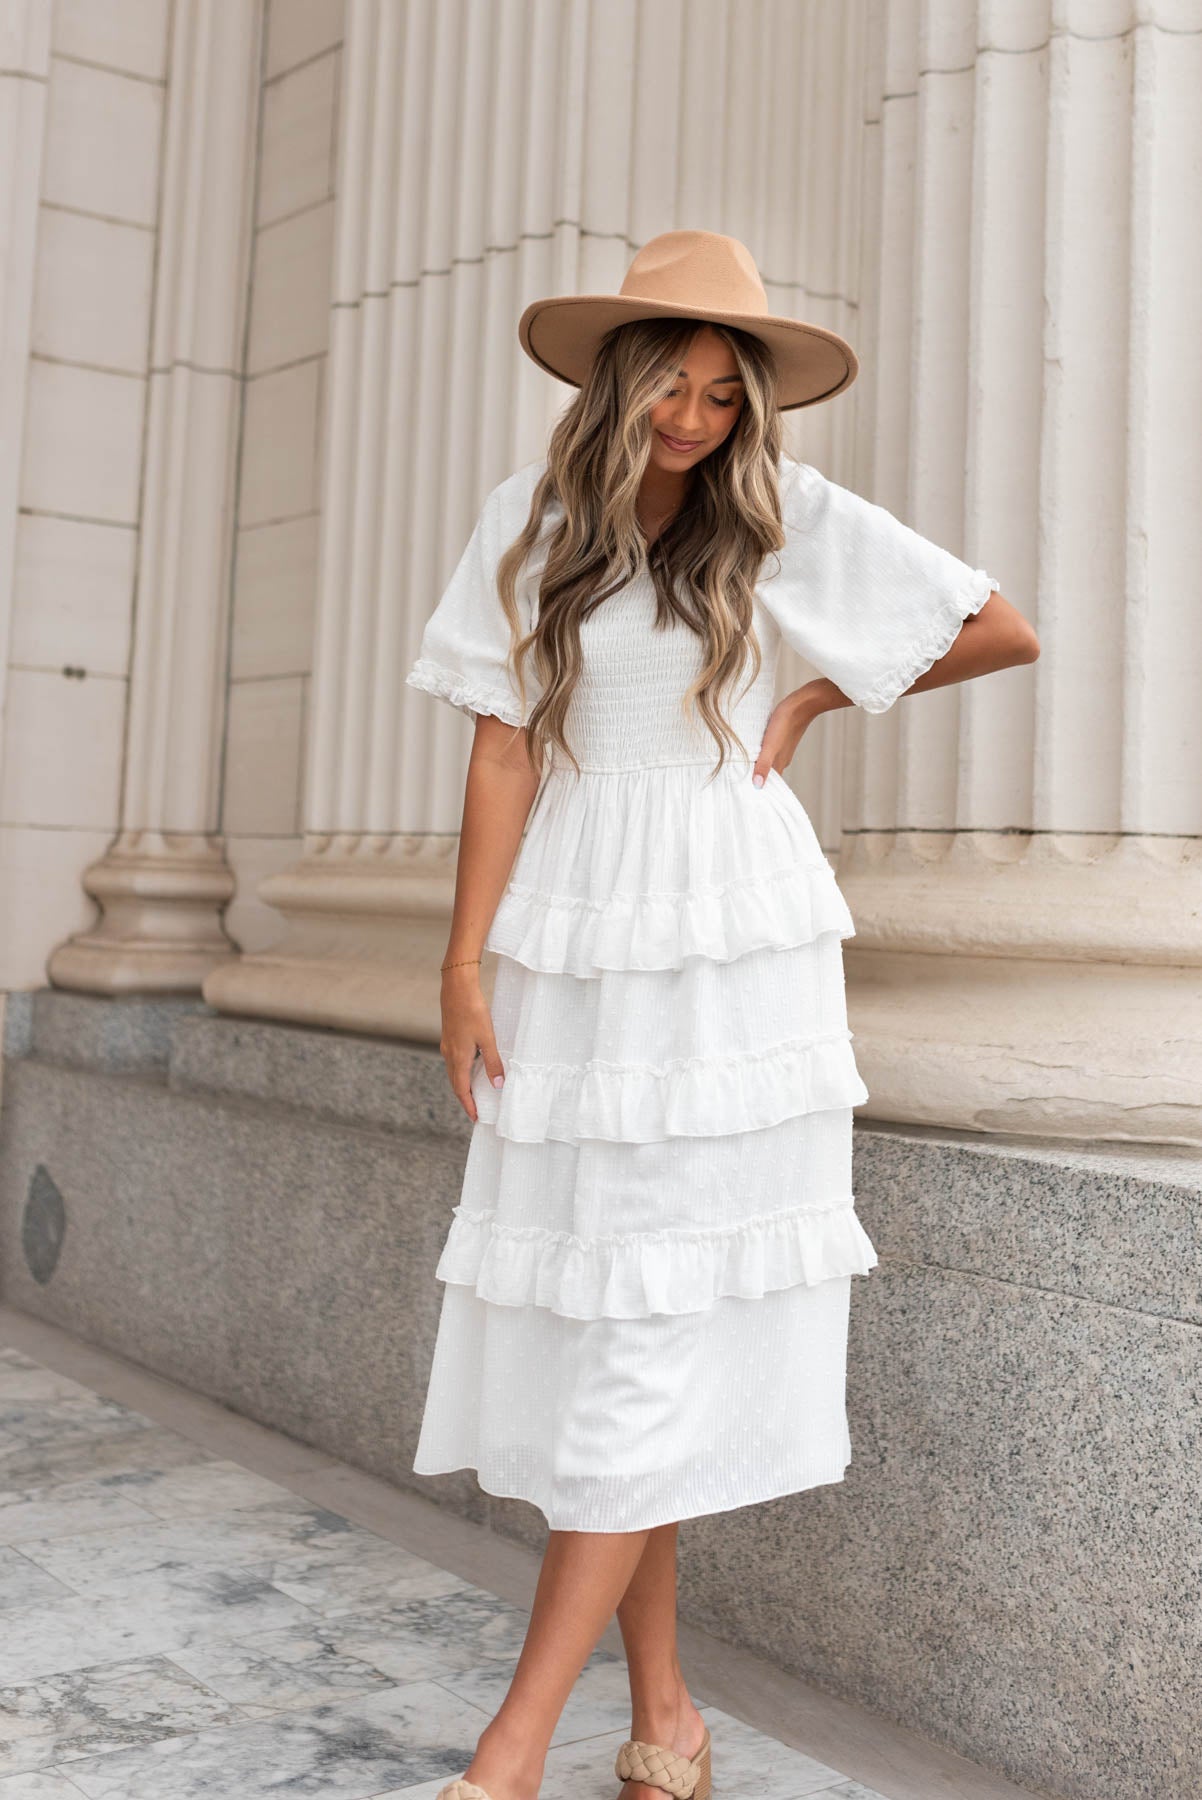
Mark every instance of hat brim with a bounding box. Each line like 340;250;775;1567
517;293;857;411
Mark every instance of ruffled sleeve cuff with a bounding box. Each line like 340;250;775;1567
405;656;525;727
853;570;1000;715
404;467;543;728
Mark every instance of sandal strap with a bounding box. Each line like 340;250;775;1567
615;1738;701;1798
437;1782;493;1800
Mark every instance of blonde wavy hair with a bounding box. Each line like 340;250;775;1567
496;317;788;779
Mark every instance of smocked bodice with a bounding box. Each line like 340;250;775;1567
548;569;781;773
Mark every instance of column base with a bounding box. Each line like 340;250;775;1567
201;837;472;1039
847;947;1202;1146
47;831;237;996
839;830;1202;1147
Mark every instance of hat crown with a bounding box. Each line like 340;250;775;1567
515;226;857;410
617;230;769;321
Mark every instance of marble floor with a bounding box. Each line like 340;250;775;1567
0;1314;1043;1800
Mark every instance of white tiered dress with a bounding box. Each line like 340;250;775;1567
405;450;998;1533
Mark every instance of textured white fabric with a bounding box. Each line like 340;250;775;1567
405;451;998;1532
417;1277;854;1532
761;458;1000;712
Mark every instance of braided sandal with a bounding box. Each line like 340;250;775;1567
614;1724;712;1800
436;1782;494;1800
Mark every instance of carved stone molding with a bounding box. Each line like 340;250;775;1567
48;832;237;994
202;835;478;1039
839;832;1202;1145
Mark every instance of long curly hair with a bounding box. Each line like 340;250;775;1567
496;316;787;778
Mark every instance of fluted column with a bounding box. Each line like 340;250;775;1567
838;0;1202;1143
206;0;867;1037
48;1;262;993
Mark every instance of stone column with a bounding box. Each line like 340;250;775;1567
0;4;51;824
205;0;867;1037
838;0;1202;1143
206;0;473;1037
47;1;262;993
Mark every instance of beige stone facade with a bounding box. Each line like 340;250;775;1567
2;0;1200;1146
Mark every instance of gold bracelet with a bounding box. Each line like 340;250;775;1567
441;956;482;972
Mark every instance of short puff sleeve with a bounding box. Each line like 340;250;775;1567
759;459;1000;714
405;467;539;727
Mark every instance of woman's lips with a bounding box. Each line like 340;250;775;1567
658;431;701;451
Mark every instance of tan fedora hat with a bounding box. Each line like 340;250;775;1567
517;229;857;412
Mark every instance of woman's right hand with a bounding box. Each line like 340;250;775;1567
439;962;505;1123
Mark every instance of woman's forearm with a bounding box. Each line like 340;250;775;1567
443;715;543;967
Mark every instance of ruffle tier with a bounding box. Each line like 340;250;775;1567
469;1025;869;1145
488;857;853;976
487;760;852;976
435;1195;878;1319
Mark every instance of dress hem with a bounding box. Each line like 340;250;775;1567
409;1453;853;1534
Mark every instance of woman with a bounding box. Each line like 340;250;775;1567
405;231;1038;1800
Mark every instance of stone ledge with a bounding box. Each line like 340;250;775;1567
851;1126;1202;1324
166;1013;469;1142
7;989;470;1142
12;990;212;1074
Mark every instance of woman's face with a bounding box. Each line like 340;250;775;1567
647;325;745;470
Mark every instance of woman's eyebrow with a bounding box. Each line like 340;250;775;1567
675;370;745;384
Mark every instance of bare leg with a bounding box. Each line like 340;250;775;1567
463;1527;653;1800
615;1524;707;1800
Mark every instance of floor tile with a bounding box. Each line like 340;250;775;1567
0;1424;223;1495
0;1654;243;1778
0;1570;316;1685
58;1678;491;1799
0;1546;74;1614
436;1648;630;1747
0;1771;97;1796
0;1331;1033;1800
